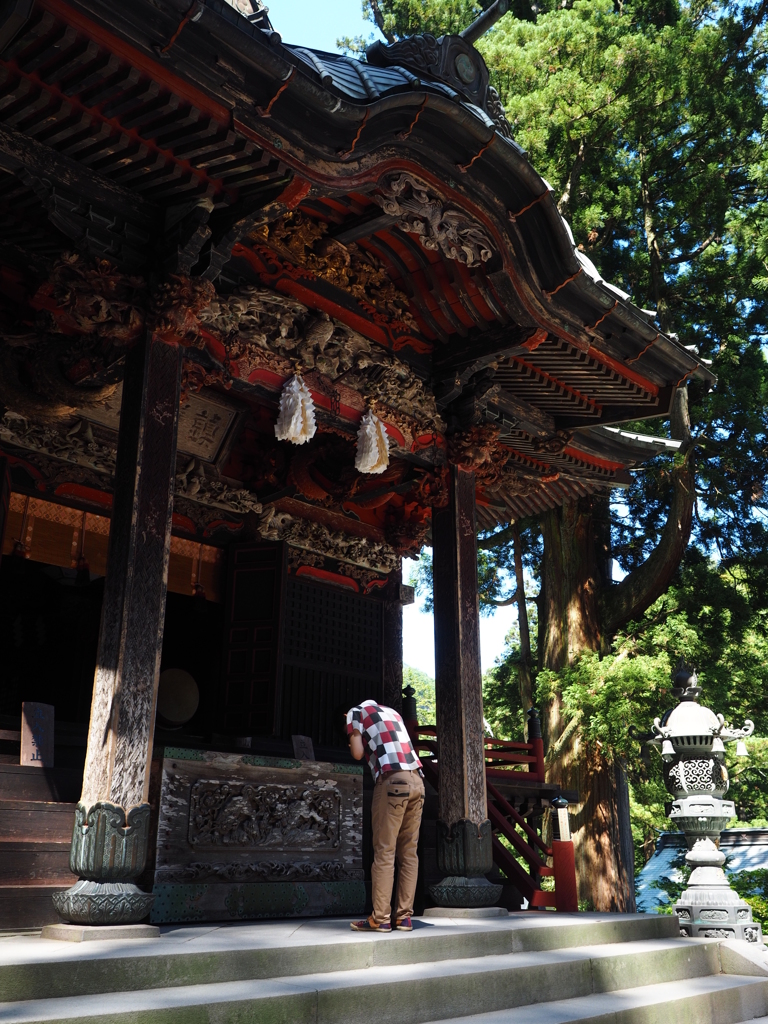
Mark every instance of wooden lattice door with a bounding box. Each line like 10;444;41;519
219;542;285;736
280;577;383;747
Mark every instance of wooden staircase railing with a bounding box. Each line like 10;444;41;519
406;715;578;912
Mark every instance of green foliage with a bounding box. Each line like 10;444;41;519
534;554;768;868
483;660;525;740
479;0;768;569
647;859;690;914
729;869;768;925
482;601;539;738
403;664;437;724
535;551;768;752
370;0;483;38
629;785;669;872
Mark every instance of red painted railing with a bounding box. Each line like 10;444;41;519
406;720;578;912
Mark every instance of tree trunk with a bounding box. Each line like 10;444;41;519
539;389;693;910
539;496;602;674
539;496;635;911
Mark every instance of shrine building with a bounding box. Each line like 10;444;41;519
0;0;711;930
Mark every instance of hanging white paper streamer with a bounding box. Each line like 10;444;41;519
355;408;390;474
274;374;316;444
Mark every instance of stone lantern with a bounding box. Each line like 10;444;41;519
647;663;761;943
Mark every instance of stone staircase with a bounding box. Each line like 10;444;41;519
0;912;766;1023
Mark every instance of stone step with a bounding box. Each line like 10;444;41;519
423;974;768;1024
0;936;725;1023
0;914;680;1003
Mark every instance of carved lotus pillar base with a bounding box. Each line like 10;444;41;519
53;801;155;926
52;881;155;926
429;818;502;908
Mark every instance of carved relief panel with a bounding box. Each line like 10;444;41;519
151;749;364;923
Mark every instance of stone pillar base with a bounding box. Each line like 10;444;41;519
424;905;507;919
52;881;155;926
431;818;500;908
429;875;503;908
42;922;160;942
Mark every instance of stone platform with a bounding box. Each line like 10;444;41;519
0;912;766;1023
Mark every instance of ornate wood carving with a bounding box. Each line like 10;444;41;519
147;275;216;346
200;285;441;431
531;430;574;455
250;213;415;327
188;779;340;848
155;859;355;883
0;257;216;425
373;173;494;268
447;425;510;486
260;505;400;572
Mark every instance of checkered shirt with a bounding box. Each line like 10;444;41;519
346;700;422;781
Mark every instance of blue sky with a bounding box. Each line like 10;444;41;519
402;557;515;679
264;0;515;678
265;0;380;52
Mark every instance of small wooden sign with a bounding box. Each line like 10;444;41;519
292;734;316;761
20;702;54;767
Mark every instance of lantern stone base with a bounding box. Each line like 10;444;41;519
674;837;763;944
676;910;762;943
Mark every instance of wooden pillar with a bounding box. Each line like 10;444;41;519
53;331;182;927
431;465;496;902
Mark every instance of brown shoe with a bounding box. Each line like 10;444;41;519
350;916;391;932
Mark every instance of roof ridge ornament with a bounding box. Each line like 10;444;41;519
365;0;512;138
672;657;701;701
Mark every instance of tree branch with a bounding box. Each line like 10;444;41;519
558;138;586;217
486;591;519;607
478;522;517;549
667;232;718;264
545;710;582;764
368;0;395;43
601;386;696;637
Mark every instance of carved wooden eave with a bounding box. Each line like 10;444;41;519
0;0;714;550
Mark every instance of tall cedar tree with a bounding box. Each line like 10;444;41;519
350;0;768;908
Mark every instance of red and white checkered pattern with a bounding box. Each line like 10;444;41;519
346;700;422;781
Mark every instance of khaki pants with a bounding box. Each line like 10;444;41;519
370;769;425;925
